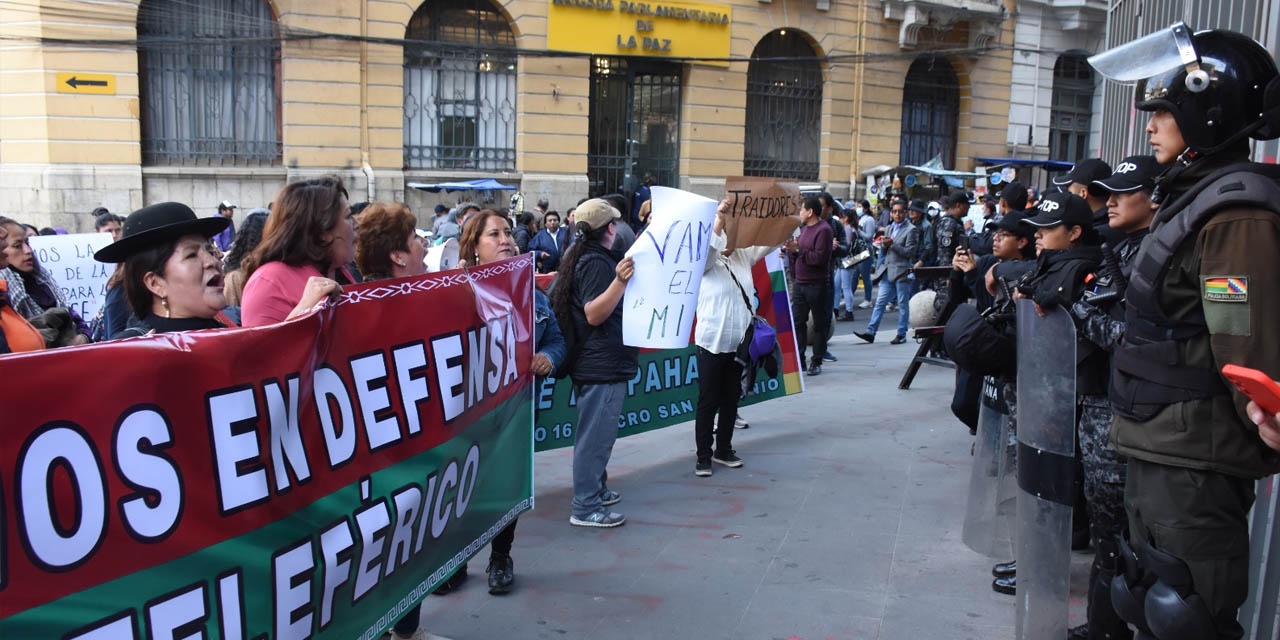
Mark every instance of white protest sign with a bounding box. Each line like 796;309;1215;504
27;232;115;321
622;186;717;348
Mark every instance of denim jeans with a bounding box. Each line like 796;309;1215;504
834;267;857;313
866;277;914;338
856;259;874;302
571;382;625;518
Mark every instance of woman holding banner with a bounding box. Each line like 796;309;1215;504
549;198;636;529
240;176;353;326
459;209;566;592
92;202;239;337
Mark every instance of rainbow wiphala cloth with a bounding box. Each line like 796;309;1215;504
1204;276;1248;302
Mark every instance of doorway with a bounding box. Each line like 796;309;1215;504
587;56;683;200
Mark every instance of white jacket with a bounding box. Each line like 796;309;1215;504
694;231;777;354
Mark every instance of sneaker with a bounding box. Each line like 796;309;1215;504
695;460;713;477
570;510;626;528
889;334;907;345
734;415;749;429
822;350;837;362
887;303;897;312
600;489;622;506
858;300;871;309
712;451;744;468
806;362;822;376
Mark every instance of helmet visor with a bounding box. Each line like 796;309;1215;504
1088;21;1198;82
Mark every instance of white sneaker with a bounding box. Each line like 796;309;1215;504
734;415;749;429
857;300;872;309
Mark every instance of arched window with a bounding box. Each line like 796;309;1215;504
404;0;517;171
900;56;959;167
1050;53;1094;162
744;30;822;180
137;0;280;166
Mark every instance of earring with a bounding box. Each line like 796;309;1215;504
161;296;170;318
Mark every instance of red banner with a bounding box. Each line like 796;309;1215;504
0;256;534;621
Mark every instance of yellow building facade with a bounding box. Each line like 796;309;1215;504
1;0;1014;229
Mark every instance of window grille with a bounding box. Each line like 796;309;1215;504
899;56;959;167
403;0;517;171
744;30;822;180
137;0;281;166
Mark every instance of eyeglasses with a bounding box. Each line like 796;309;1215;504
993;231;1015;240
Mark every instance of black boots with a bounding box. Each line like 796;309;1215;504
487;553;514;594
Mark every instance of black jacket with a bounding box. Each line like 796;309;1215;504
1021;245;1106;394
568;242;638;384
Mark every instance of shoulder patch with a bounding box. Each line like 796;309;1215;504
1202;276;1248;302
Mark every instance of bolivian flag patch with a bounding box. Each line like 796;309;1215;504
1203;276;1248;302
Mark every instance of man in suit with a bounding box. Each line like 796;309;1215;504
855;197;920;345
527;210;569;273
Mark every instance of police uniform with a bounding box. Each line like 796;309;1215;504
935;212;965;267
1090;23;1280;640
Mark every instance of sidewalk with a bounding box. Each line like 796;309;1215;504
415;320;1077;639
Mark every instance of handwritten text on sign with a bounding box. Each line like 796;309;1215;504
722;176;802;252
26;232;114;321
623;186;717;348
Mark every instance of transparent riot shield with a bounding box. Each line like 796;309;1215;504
1014;300;1076;640
962;376;1018;558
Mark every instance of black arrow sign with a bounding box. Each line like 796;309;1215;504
66;76;108;89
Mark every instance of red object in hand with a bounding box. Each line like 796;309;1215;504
1222;364;1280;415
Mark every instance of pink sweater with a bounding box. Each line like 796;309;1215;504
240;262;324;327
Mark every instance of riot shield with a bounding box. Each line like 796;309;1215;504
1014;300;1076;640
962;376;1018;558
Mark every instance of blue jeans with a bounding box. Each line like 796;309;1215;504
866;278;914;338
834;267;857;313
856;259;874;302
572;382;624;518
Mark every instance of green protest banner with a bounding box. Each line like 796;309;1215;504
0;258;537;640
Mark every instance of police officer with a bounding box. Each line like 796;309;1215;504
1089;23;1280;639
1053;158;1124;246
1065;155;1162;640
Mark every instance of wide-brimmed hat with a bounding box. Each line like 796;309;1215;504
94;202;229;263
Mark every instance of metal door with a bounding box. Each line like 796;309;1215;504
588;57;682;198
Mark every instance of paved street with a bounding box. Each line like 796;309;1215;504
417;315;1088;639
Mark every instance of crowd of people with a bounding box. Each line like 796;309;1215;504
2;21;1279;640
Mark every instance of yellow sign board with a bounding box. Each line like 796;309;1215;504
547;0;731;64
56;73;116;95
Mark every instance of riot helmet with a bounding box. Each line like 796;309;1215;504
1089;22;1280;155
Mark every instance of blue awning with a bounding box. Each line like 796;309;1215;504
975;157;1074;171
407;179;518;193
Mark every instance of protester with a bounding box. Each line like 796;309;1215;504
92;203;238;338
221;209;270;307
0;219;44;353
548;198;635;528
1090;25;1280;638
240;177;352;327
94;211;123;241
854;198;920;346
817;193;846;362
456;209;566;590
855;200;877;309
513;211;535;254
785;197;834;375
600;193;636;254
832;209;860;322
431;203;449;236
527;210;569;273
213;200;237;252
692;200;777;477
0;217;91;344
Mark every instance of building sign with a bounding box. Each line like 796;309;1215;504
547;0;732;62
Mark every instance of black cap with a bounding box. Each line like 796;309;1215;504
993;211;1036;240
1052;158;1112;187
94;202;229;263
1021;191;1094;228
907;199;928;214
999;182;1028;211
943;191;969;209
1091;155;1164;193
434;204;448;214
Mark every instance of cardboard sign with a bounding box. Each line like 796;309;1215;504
26;232;114;321
622;186;717;349
722;176;803;252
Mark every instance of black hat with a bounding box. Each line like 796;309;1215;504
1052;158;1112;187
1021;191;1094;228
95;202;230;263
434;204;448;214
1091;155;1164;193
999;182;1028;211
907;199;928;214
993;211;1037;240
